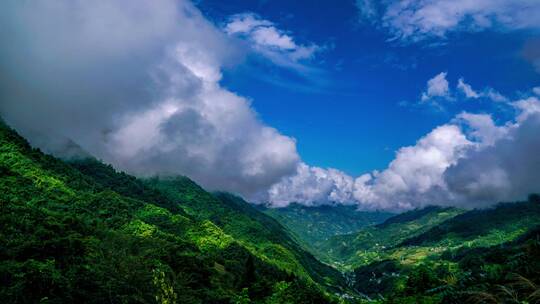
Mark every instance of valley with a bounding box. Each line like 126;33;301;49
1;119;540;303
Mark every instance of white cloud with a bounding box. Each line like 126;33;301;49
421;72;450;103
251;26;296;50
416;73;510;109
512;96;540;122
351;124;473;210
358;0;540;43
224;13;320;71
445;105;540;205
224;13;272;34
533;86;540;96
0;0;300;198
2;0;539;211
456;78;509;102
268;123;474;210
453;112;509;146
267;93;540;211
266;163;355;207
457;78;480;98
456;80;509;103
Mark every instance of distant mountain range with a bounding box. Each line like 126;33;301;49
259;203;393;252
264;198;540;302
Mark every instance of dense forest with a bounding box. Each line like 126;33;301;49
0;120;346;303
259;204;393;252
267;200;540;303
1;119;540;303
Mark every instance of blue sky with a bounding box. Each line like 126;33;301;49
197;0;540;176
2;0;540;210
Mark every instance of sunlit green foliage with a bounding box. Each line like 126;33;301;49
2;118;539;304
338;203;540;303
143;180;347;292
0;121;339;303
318;206;464;269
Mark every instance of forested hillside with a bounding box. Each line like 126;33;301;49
71;159;345;291
2;117;540;304
318;207;464;269
260;204;392;253
0;120;345;303
262;198;540;303
323;202;540;303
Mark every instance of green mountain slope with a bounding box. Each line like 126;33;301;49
260;203;393;252
342;201;540;303
0;121;340;303
141;178;347;291
400;200;540;248
351;222;540;303
318;206;464;269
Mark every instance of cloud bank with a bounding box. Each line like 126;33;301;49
268;92;540;211
0;0;300;198
1;0;539;211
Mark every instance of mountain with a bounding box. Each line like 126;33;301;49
2;117;540;304
0;120;345;303
328;202;540;302
318;206;464;269
260;203;392;253
139;179;346;291
399;200;540;247
350;222;540;303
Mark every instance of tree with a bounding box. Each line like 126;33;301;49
528;193;540;204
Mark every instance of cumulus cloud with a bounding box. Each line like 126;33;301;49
351;124;473;210
445;103;540;205
453;112;509;146
266;163;355;207
268;93;540;210
355;0;540;43
224;13;321;71
0;0;300;198
268;123;474;211
420;72;451;106
2;0;539;211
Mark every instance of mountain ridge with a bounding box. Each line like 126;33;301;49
0;120;345;303
2;117;540;303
